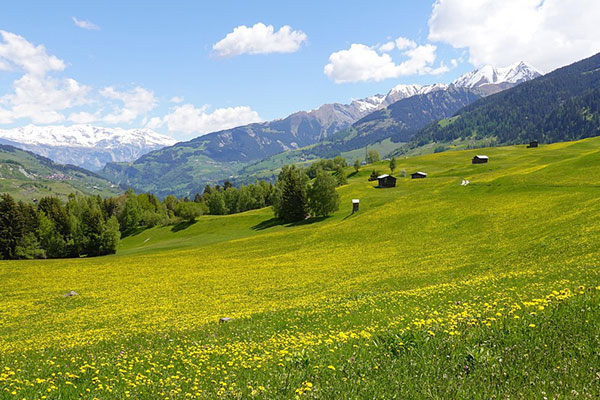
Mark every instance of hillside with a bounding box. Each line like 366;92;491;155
2;137;599;398
100;100;383;196
101;63;539;197
413;52;600;147
0;144;121;201
289;86;481;160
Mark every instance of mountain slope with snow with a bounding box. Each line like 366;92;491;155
453;61;542;95
0;125;177;171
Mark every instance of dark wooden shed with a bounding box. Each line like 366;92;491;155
472;155;489;164
527;140;538;148
411;172;427;179
352;199;359;213
377;174;396;188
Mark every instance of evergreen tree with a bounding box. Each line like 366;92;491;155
273;165;309;223
0;194;22;259
14;232;44;260
38;196;69;237
308;169;340;217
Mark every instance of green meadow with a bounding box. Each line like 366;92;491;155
1;138;600;398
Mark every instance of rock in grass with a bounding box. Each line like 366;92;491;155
219;317;231;323
62;291;78;297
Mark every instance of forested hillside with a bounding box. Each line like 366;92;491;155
413;52;600;146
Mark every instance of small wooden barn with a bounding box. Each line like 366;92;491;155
472;155;489;164
377;174;396;188
352;199;360;213
411;172;427;179
527;140;538;148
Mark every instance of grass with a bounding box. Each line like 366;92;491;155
1;137;600;398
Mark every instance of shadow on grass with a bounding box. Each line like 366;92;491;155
171;220;197;232
120;226;147;238
251;216;330;231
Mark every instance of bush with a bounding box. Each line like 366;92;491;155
175;202;202;222
368;170;380;181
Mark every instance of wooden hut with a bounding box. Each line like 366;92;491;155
377;174;396;188
411;172;427;179
352;199;360;213
472;155;489;164
527;140;538;148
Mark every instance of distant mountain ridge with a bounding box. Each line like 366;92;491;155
0;125;177;171
101;62;542;197
412;52;600;148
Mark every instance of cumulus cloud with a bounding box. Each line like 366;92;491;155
213;22;307;57
428;0;600;72
378;41;396;53
0;30;65;76
170;96;184;104
99;86;157;124
72;17;100;30
395;37;417;50
0;30;158;127
324;40;448;83
149;104;263;137
0;31;90;124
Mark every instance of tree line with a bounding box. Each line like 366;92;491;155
0;156;352;259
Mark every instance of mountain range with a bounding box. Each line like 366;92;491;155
0;125;176;171
412;53;600;148
100;62;541;196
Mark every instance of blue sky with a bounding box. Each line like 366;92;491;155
1;0;599;139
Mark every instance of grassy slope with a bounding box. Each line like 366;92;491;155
0;145;121;201
1;138;600;398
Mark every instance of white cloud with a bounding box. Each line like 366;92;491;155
428;0;600;72
213;22;307;57
99;86;156;124
0;30;65;76
170;96;184;103
395;37;417;50
72;17;100;31
0;75;91;124
151;104;263;137
324;42;448;83
378;41;395;53
0;31;91;124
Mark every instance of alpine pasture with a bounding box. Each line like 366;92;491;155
2;138;600;399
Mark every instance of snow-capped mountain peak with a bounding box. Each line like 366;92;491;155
453;61;541;88
0;125;176;148
0;125;177;171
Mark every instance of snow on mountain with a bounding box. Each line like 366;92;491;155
453;61;541;89
0;125;176;148
350;94;387;113
383;83;449;106
0;125;177;171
